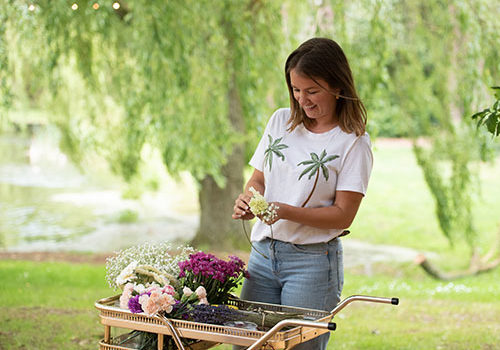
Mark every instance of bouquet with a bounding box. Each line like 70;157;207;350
105;243;249;349
178;251;249;305
106;242;249;318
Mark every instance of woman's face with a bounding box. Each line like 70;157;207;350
290;69;339;124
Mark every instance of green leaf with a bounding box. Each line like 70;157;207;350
267;134;273;144
323;155;339;163
492;86;500;99
274;150;285;160
485;114;498;134
272;137;283;146
319;149;327;160
308;165;320;180
275;144;289;150
298;163;316;180
310;152;319;162
321;164;329;181
471;110;486;121
297;159;315;166
264;152;272;171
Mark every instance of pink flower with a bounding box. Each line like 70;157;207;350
198;297;209;305
163;285;176;296
146;285;161;293
159;293;176;314
143;298;161;316
119;283;135;309
149;290;161;304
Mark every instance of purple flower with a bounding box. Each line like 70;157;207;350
177;251;249;304
128;295;143;313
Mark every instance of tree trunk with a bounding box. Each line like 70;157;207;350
191;74;246;251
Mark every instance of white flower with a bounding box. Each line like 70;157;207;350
248;187;268;216
146;284;161;293
134;284;146;294
248;187;279;223
105;243;195;290
195;286;207;299
116;261;138;287
183;287;193;297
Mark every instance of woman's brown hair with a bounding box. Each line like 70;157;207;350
285;38;367;136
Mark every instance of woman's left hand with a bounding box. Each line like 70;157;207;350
261;202;285;225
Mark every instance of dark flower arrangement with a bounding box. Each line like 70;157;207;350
178;251;250;305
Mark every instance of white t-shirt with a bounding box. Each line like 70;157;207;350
249;108;373;244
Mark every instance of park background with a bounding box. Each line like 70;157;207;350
1;0;500;349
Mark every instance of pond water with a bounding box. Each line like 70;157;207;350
0;127;198;253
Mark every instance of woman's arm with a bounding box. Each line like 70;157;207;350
270;191;364;230
232;169;265;220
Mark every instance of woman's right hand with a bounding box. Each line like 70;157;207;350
232;193;255;220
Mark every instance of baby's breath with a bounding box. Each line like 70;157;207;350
105;242;195;289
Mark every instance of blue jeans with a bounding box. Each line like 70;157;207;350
239;238;343;350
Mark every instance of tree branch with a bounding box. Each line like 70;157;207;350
415;252;500;281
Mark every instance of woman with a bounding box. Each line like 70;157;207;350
232;37;373;349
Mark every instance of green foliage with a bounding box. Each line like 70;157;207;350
413;137;478;248
3;0;284;186
312;0;499;250
472;86;500;137
0;2;14;128
349;141;500;259
3;0;500;251
116;209;139;224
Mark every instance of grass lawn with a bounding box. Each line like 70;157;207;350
1;259;499;350
1;139;500;349
350;138;500;269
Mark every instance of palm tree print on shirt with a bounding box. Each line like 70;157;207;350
298;150;339;207
264;134;288;171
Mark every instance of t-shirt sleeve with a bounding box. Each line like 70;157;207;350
249;109;284;171
336;134;373;195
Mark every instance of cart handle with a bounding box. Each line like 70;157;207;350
156;313;186;350
246;319;336;350
330;295;399;316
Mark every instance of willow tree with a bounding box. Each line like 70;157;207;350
1;0;285;250
310;0;500;278
391;0;500;278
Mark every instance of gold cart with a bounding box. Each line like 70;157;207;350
95;294;399;350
